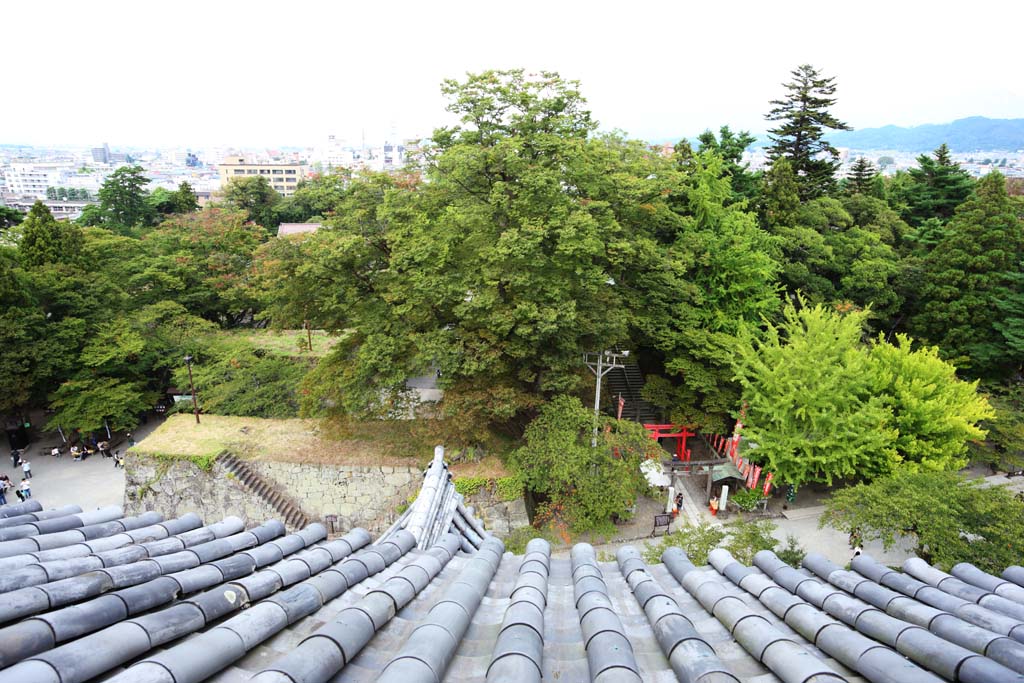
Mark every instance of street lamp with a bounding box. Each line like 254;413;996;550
184;354;200;424
583;349;629;447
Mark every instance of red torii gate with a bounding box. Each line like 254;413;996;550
643;423;695;462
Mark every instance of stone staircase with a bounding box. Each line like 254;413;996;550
604;361;660;423
219;452;312;529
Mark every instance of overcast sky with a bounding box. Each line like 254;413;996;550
4;0;1021;148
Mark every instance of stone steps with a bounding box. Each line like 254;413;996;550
219;453;313;531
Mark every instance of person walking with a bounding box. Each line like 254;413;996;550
0;475;8;505
51;446;61;458
10;450;21;468
21;459;31;480
19;478;31;499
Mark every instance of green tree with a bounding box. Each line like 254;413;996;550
139;208;265;324
147;187;179;215
46;187;57;200
995;262;1024;370
47;376;152;433
634;152;781;427
733;300;993;489
912;172;1024;377
731;300;898;490
273;171;349;223
869;334;993;471
0;206;25;232
760;156;800;229
98;165;154;232
509;395;653;532
18;202;84;268
220;176;281;230
0;248;83;411
170;338;310;418
902;144;974;226
76;204;106;227
696;126;759;201
821;471;1024;573
846;157;878;195
765;64;852;199
173;181;198;214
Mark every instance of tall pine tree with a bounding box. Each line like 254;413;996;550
912;172;1024;377
765;64;852;200
903;144;974;226
847;157;878;195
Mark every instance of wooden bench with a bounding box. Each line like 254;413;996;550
651;513;672;537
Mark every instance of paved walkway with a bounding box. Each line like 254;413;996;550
3;416;164;512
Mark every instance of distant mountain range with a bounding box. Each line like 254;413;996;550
825;117;1024;152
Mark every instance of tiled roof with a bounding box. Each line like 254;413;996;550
1;463;1024;682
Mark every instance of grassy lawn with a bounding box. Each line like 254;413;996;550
135;414;442;467
220;328;342;358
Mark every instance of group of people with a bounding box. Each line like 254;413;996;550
0;472;31;505
51;440;123;467
2;436;129;508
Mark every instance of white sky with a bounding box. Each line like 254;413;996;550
3;0;1022;148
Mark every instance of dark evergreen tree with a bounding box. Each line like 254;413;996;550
847;157;878;195
173;181;199;214
220;176;281;230
912;172;1024;377
903;144;974;226
996;262;1024;373
18;202;83;267
765;64;852;200
761;157;800;229
97;165;154;233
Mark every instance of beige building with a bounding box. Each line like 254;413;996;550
218;156;307;196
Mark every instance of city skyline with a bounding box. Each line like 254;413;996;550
3;1;1022;148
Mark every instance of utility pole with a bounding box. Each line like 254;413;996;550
184;355;200;424
583;350;629;447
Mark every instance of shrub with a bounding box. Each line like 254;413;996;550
502;524;555;555
776;534;806;567
453;477;487;497
724;518;779;565
729;487;767;512
643;520;727;565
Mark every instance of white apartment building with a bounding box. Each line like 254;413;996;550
3;161;76;198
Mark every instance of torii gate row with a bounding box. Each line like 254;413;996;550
643;423;695;461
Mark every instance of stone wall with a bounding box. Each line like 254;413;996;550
249;460;422;534
124;453;529;537
465;486;530;536
124;456;280;529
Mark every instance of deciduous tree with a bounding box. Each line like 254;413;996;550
731;301;898;490
822;471;1024;573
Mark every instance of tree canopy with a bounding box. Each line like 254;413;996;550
822;471;1024;573
732;299;992;489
